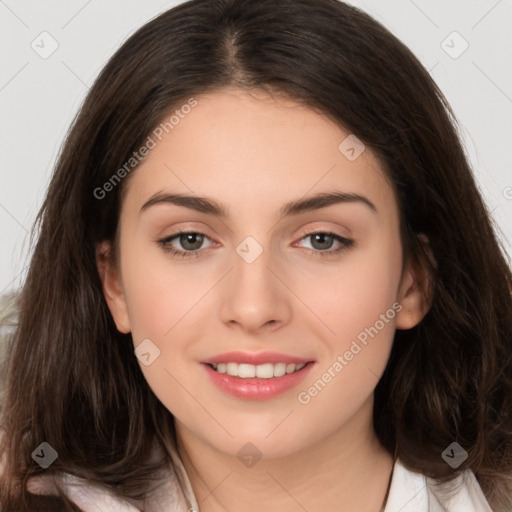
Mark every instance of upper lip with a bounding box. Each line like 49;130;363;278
201;351;314;366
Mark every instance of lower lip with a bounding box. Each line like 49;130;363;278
201;362;315;400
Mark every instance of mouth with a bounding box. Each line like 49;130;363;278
201;356;316;400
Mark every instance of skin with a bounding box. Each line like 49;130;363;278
96;86;431;512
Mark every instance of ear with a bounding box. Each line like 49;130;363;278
95;240;131;333
395;234;435;330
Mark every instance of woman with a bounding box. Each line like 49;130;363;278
1;0;511;510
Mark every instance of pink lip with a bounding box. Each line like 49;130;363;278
201;359;316;401
201;351;313;365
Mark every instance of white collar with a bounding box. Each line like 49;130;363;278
28;440;493;512
383;457;493;512
164;443;493;512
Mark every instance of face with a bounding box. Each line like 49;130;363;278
98;87;427;460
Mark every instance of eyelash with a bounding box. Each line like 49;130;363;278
157;229;354;260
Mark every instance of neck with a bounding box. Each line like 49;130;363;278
174;398;394;512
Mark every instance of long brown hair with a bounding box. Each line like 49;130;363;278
1;0;512;510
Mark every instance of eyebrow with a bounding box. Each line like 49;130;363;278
140;190;377;218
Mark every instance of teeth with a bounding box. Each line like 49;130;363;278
211;362;307;378
238;364;256;378
226;362;238;375
273;362;287;377
255;363;273;378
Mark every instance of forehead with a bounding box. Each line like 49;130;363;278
122;87;396;218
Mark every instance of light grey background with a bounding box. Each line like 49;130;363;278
1;0;511;294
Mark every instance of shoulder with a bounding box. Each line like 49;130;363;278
0;435;195;512
384;457;494;512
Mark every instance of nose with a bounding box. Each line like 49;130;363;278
219;239;292;334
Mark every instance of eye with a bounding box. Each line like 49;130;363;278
295;231;354;256
157;230;213;259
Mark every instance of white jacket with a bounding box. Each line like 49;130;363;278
23;439;494;512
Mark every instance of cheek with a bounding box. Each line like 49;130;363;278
294;230;402;407
119;241;207;412
120;239;205;341
301;230;402;346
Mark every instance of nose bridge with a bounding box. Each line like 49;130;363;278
218;233;291;330
231;234;277;298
